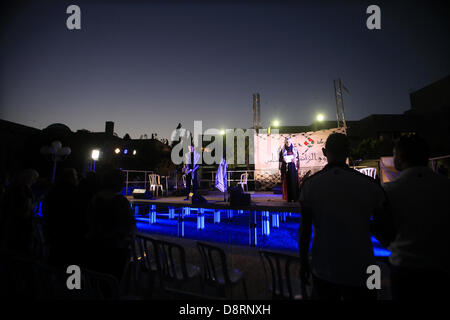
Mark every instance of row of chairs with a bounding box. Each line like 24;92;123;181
132;234;310;300
11;216;310;300
1;239;310;300
133;235;247;299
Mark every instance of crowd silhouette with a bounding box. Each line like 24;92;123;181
0;133;448;300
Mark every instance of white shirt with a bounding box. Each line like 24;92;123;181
300;164;386;287
183;150;201;168
383;166;450;273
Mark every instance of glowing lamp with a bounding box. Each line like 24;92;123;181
316;114;324;122
91;149;100;161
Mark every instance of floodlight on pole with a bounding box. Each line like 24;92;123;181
272;120;280;127
91;149;100;161
91;149;100;172
316;114;324;122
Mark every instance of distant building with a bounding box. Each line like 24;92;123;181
0;119;41;176
0;120;172;180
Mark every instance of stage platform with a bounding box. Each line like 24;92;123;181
127;191;300;213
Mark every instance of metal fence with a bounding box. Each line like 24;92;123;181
122;155;450;195
122;169;153;195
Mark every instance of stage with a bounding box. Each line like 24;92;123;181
127;191;391;257
127;191;300;212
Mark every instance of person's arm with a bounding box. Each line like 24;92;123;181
371;187;396;247
183;153;190;174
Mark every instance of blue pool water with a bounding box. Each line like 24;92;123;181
133;206;391;257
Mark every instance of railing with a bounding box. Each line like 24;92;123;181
121;169;154;195
430;155;450;174
202;170;255;188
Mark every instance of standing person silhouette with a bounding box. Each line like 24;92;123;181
298;133;388;300
281;137;299;202
383;135;450;300
183;145;200;201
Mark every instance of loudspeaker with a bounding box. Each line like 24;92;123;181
132;189;153;199
228;186;251;206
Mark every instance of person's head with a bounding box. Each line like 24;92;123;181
393;134;429;171
101;169;125;193
57;168;78;187
322;133;350;165
285;137;292;148
17;169;39;188
189;145;195;153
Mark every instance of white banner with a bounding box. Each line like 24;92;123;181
254;127;347;171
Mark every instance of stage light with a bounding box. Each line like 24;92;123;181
91;149;100;161
220;129;225;135
114;148;121;154
316;114;324;122
133;149;137;155
273;120;280;127
124;149;128;155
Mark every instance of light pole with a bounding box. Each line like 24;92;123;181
91;149;100;172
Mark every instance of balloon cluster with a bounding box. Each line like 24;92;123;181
40;141;71;160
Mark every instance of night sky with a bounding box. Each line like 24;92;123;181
1;0;449;140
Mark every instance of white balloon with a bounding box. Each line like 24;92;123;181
59;147;71;156
51;140;62;151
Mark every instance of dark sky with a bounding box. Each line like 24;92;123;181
1;0;449;140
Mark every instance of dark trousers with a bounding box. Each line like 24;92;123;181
390;265;450;300
186;172;197;197
312;274;377;300
286;163;299;202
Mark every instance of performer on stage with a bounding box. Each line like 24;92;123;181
183;145;200;201
279;149;288;201
281;137;299;202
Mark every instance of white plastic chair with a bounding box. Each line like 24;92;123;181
237;172;249;192
357;167;377;179
149;174;164;196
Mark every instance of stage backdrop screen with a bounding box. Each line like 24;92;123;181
254;127;346;190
